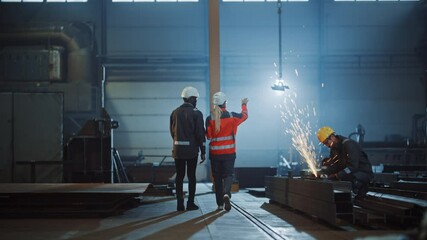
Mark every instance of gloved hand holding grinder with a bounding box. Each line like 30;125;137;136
320;157;344;180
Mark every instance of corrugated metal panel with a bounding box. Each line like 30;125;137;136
106;81;207;159
13;93;64;183
0;93;13;183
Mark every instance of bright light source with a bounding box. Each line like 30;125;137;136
271;78;289;91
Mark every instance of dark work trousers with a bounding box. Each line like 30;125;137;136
340;171;372;194
211;157;235;206
174;157;198;203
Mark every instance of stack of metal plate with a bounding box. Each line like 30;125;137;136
265;176;353;226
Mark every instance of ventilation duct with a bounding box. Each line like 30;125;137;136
0;22;95;83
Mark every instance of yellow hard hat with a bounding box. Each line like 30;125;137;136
317;126;335;143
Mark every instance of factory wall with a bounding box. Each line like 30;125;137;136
219;1;425;167
102;1;210;180
320;1;425;143
0;0;425;182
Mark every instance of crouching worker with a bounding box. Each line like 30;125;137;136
317;126;373;200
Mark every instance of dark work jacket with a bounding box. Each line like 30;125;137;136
170;102;206;159
329;135;373;177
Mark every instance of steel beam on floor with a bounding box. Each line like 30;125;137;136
354;191;427;226
265;176;353;226
368;187;427;200
0;183;153;217
391;181;427;192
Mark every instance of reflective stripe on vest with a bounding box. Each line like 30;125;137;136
210;144;235;150
211;135;234;142
174;141;190;145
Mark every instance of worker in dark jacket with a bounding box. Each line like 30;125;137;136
317;126;373;200
170;86;206;211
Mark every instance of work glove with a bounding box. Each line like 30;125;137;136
319;173;328;179
241;98;249;105
199;154;206;164
320;166;330;175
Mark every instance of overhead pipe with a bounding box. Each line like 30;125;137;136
0;22;95;83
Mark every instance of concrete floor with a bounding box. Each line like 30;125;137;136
0;183;417;240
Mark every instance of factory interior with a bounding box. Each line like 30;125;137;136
0;0;427;239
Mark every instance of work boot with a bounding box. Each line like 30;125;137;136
223;194;231;211
186;202;199;211
355;184;369;200
177;199;185;211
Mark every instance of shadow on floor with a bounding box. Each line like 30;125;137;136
142;210;226;240
70;210;185;239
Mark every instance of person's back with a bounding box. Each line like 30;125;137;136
170;102;205;159
206;109;247;158
206;92;248;211
170;86;206;211
329;135;373;175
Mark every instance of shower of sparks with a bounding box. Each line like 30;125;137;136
278;91;318;177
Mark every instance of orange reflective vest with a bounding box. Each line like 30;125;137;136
205;104;248;158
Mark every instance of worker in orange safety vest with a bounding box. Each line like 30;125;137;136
205;91;248;211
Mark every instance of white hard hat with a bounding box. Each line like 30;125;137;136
181;86;200;98
212;92;227;106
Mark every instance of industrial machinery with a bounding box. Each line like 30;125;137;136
64;108;127;183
